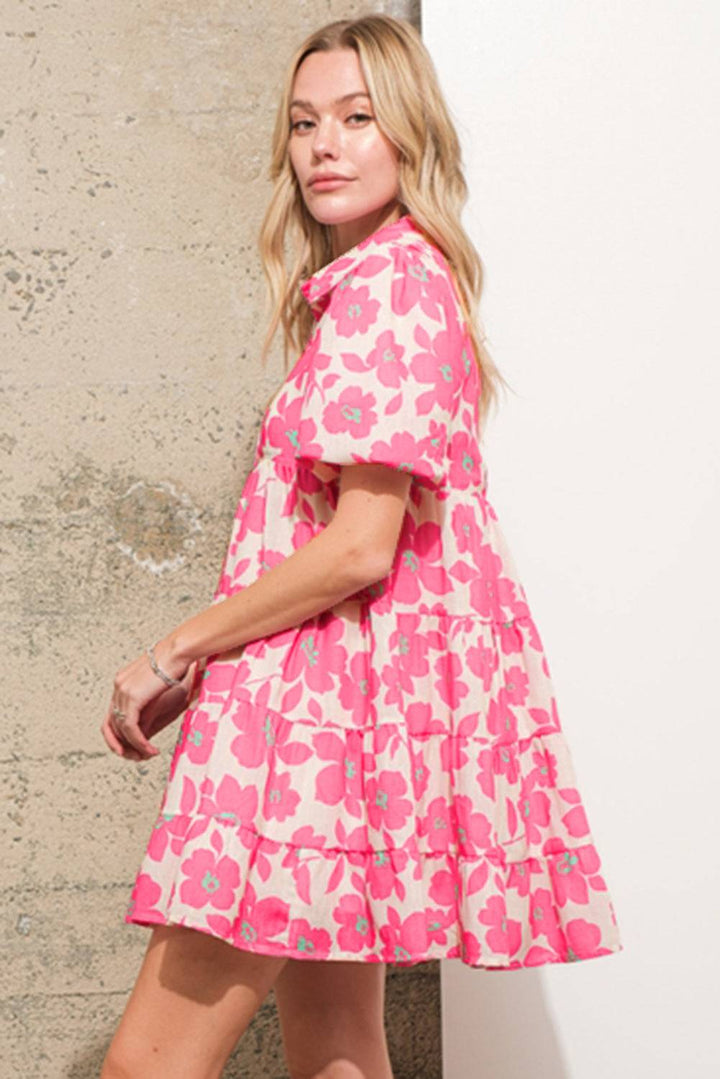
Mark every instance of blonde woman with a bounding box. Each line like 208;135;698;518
100;13;622;1079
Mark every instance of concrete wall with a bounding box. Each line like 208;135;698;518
1;3;440;1076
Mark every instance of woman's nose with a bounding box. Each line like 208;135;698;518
311;118;341;157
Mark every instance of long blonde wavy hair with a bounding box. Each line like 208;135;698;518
258;13;512;436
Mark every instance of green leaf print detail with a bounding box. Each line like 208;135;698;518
375;789;389;809
458;825;467;843
433;816;447;830
394;944;412;961
268;788;282;804
500;748;510;763
567;946;579;961
375;850;389;867
408;262;429;282
188;730;203;747
301;635;320;667
397;633;410;656
340;404;363;424
344;757;356;779
217;811;238;823
462;452;475;473
557;852;579;875
358;677;369;696
428;920;441;931
345;303;363;322
401;549;419;574
263;712;275;746
522;798;530;819
532;906;544;920
462;346;471;376
298;935;316;953
155;812;175;829
240;920;258;943
285;427;301;449
439;363;453;383
355;915;369;934
339;273;356;290
201;871;221;895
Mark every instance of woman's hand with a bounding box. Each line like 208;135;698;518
100;642;194;762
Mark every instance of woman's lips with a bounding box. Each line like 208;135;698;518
310;177;353;190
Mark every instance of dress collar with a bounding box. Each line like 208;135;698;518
299;213;425;319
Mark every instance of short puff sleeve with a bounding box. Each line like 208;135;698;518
294;251;464;491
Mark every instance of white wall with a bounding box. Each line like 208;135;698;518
422;2;720;1077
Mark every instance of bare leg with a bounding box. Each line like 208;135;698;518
101;924;288;1079
274;957;394;1079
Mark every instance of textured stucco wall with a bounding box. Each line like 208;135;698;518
0;2;442;1077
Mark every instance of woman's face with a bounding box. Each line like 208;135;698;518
288;48;402;253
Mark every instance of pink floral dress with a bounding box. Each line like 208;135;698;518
125;213;623;969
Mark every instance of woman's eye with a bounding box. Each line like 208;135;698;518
290;113;373;133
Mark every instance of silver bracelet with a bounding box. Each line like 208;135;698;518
146;642;185;687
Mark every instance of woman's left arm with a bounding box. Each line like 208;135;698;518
102;462;412;761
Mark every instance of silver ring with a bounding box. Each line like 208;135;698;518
112;704;127;721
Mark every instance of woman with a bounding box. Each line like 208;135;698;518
100;13;622;1079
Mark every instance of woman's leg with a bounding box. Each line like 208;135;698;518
274;957;394;1079
101;923;288;1079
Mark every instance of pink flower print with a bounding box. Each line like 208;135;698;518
479;894;523;958
507;859;534;899
558;786;590;839
148;810;189;862
486;695;519;744
263;771;300;823
432;650;469;710
367;846;409;900
419;795;453;852
465;633;499;694
390;247;450;323
468;542;520;621
282;615;347;694
547;841;599;906
528;745;560;790
365;328;406;386
366;770;413;834
334;893;377;953
428;866;457;908
391;518;453;604
475;746;498;801
322;384;377;440
500;665;530;707
565;917;606;961
453;794;494;854
288;916;333;958
182;709;218;765
448;430;483;490
179;842;240;911
459;930;482;966
198;774;258;830
409;322;462;415
127;872;162;919
380;907;428;965
328;281;381;337
528;886;564;949
339;648;379;729
314;729;364;815
228;471;266;546
451;502;483;556
268;394;323;461
231;698;312;771
230;883;291;949
517;775;551;846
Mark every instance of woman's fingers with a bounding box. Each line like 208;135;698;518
101;702;156;761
